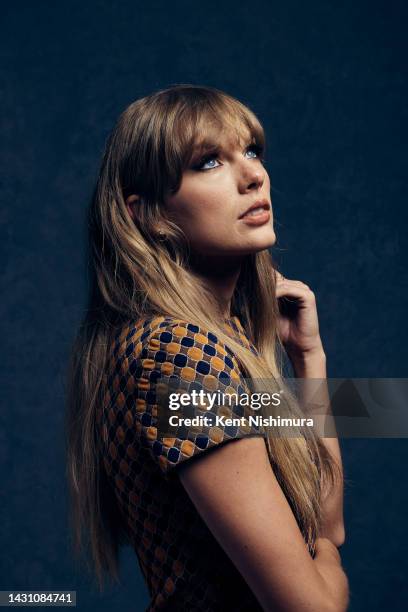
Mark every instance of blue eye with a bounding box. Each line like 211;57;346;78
199;156;221;170
246;144;264;160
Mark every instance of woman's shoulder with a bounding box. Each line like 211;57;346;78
115;314;248;354
107;314;253;381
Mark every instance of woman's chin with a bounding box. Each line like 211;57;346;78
247;226;277;251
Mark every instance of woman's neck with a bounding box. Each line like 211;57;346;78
188;252;244;319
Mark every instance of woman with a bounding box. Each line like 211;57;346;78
66;84;349;611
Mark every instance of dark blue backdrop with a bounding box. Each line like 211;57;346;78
2;1;407;610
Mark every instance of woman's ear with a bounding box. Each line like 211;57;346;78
125;194;140;221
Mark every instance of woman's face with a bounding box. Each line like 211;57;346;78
163;128;276;257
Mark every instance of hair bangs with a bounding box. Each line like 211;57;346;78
181;96;266;170
159;89;266;195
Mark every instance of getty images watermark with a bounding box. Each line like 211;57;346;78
155;378;408;438
167;389;314;429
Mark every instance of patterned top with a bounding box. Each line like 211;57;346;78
99;315;267;611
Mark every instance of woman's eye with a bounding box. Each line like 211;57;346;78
245;145;264;160
198;156;221;171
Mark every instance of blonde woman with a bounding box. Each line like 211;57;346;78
66;84;349;611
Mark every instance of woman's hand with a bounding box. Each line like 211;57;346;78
275;271;325;363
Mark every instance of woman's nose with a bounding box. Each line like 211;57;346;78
238;158;265;193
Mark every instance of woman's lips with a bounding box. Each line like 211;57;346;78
239;208;271;226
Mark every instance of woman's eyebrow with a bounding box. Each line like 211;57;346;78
191;138;220;159
191;135;254;161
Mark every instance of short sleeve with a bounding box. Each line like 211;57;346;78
126;319;266;475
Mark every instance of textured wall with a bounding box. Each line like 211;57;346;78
1;0;407;610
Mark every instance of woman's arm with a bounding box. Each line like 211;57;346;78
274;272;345;548
291;348;345;548
178;435;349;612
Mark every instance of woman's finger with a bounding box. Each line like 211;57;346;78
275;284;314;299
276;276;309;289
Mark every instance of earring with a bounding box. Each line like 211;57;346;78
158;228;166;238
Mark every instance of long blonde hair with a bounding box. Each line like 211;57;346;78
65;84;339;589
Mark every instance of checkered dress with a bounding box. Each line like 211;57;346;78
99;315;266;611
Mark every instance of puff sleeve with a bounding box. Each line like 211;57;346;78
110;318;264;476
